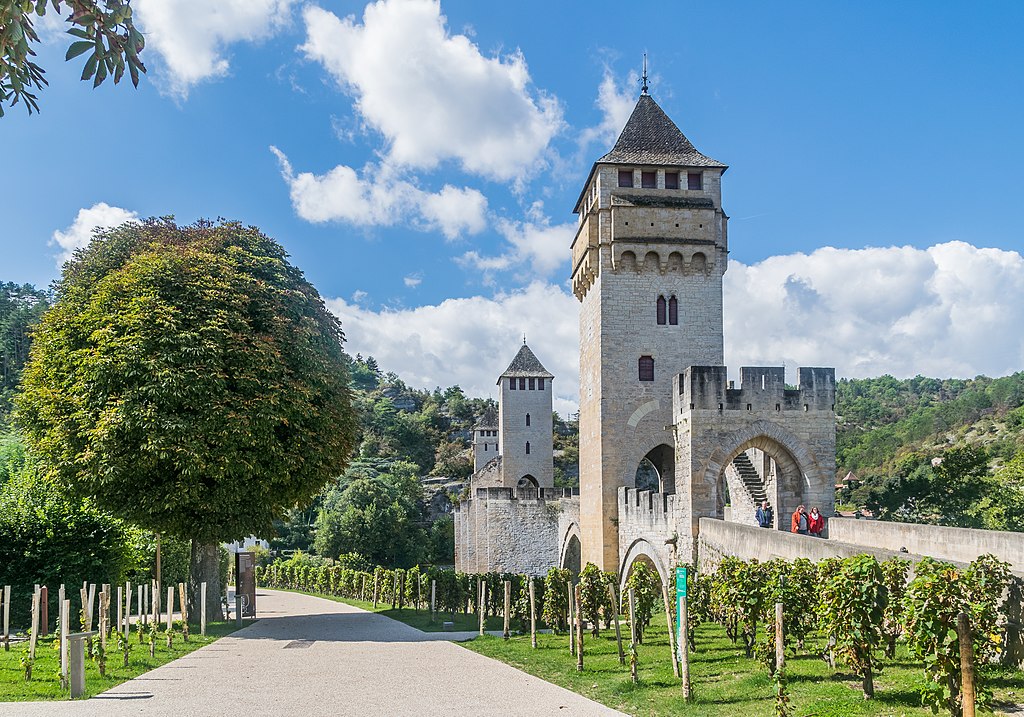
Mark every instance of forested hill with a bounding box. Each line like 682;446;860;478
836;373;1024;473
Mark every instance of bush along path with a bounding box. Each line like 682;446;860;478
261;554;1023;717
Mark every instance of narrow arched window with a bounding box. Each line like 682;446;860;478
669;295;678;325
509;378;516;390
526;441;531;455
656;295;666;325
526;413;531;427
639;355;654;382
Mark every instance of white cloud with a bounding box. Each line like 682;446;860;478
579;69;635;150
331;242;1024;414
51;203;139;264
724;242;1024;380
403;274;422;288
458;201;573;280
300;1;562;181
327;282;580;415
271;146;487;238
134;0;296;97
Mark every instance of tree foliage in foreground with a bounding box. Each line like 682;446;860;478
15;218;358;614
1;0;146;116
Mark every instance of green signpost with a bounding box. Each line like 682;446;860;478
675;566;691;699
675;566;687;626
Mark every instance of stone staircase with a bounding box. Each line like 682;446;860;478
732;452;767;504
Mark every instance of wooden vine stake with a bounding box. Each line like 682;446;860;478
661;582;680;678
200;582;207;636
529;579;538;649
503;580;511;640
575;584;584;672
29;586;40;662
166;586;174;631
608;583;625;665
178;583;188;641
627;587;638;684
680;587;691;700
478;582;486;636
2;585;9;651
775;602;785;674
957;612;976;717
116;586;123;638
430;580;436;623
39;585;48;637
567;581;575;656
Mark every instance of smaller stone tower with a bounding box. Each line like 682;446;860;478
498;343;554;489
472;406;499;472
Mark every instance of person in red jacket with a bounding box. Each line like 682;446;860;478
790;505;808;534
808;506;825;537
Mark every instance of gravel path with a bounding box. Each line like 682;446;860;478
3;588;624;717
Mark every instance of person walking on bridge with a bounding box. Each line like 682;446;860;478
791;505;808;534
755;500;774;528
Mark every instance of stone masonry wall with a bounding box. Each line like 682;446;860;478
454;488;577;576
499;376;554;488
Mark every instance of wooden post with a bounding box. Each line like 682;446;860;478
2;585;9;651
575;584;584;672
372;574;379;609
360;575;366;602
178;583;188;641
608;583;625;665
124;585;132;635
166;586;174;631
628;587;638;684
60;599;70;690
529;580;538;649
200;582;207;636
29;586;40;661
98;591;107;650
40;585;48;637
958;612;976;717
680;591;691;700
479;582;486;636
116;586;123;636
137;585;143;629
661;582;680;678
775;602;785;673
567;581;576;656
392;572;399;610
430;580;436;622
503;580;511;640
152;579;159;626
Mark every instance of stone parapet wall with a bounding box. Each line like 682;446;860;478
617;486;688;583
454;489;578;576
828;518;1024;573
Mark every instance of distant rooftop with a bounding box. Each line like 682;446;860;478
498;344;554;381
474;405;498;429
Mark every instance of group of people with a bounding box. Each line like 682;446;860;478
755;501;825;537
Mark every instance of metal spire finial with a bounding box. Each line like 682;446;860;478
640;53;649;95
523;333;527;346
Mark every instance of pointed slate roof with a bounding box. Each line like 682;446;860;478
498;344;554;381
598;94;726;168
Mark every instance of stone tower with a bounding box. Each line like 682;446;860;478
497;343;554;489
572;91;730;570
472;405;498;472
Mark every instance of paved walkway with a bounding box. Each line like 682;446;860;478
5;589;624;717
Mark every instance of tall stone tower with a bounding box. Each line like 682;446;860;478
497;343;554;489
472;406;498;472
572;91;729;570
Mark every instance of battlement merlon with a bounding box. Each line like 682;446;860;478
674;366;836;413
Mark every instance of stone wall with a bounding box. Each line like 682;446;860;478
829;518;1024;573
454;487;577;576
617;486;688;585
499;375;554;488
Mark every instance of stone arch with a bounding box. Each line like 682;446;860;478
689;252;707;272
699;420;824;530
643;251;660;272
635;443;675;494
618;538;669;592
667;251;684;272
619;250;637;272
517;474;539;489
559;523;582;576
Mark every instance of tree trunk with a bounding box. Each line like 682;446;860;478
189;540;223;623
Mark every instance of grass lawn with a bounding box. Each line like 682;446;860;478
0;620;242;702
463;619;1024;717
279;588;515;632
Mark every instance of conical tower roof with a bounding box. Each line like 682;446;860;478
598;94;726;168
498;343;554;381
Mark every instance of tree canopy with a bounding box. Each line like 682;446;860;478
1;0;146;116
16;218;358;545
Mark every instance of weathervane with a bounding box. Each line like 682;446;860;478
523;334;527;345
640;53;649;95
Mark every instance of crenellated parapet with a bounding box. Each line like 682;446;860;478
675;366;835;414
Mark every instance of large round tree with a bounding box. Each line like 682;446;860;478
16;218;357;619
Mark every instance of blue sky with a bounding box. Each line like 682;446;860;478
3;1;1023;412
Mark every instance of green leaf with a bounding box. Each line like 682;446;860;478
65;40;93;61
81;53;98;81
